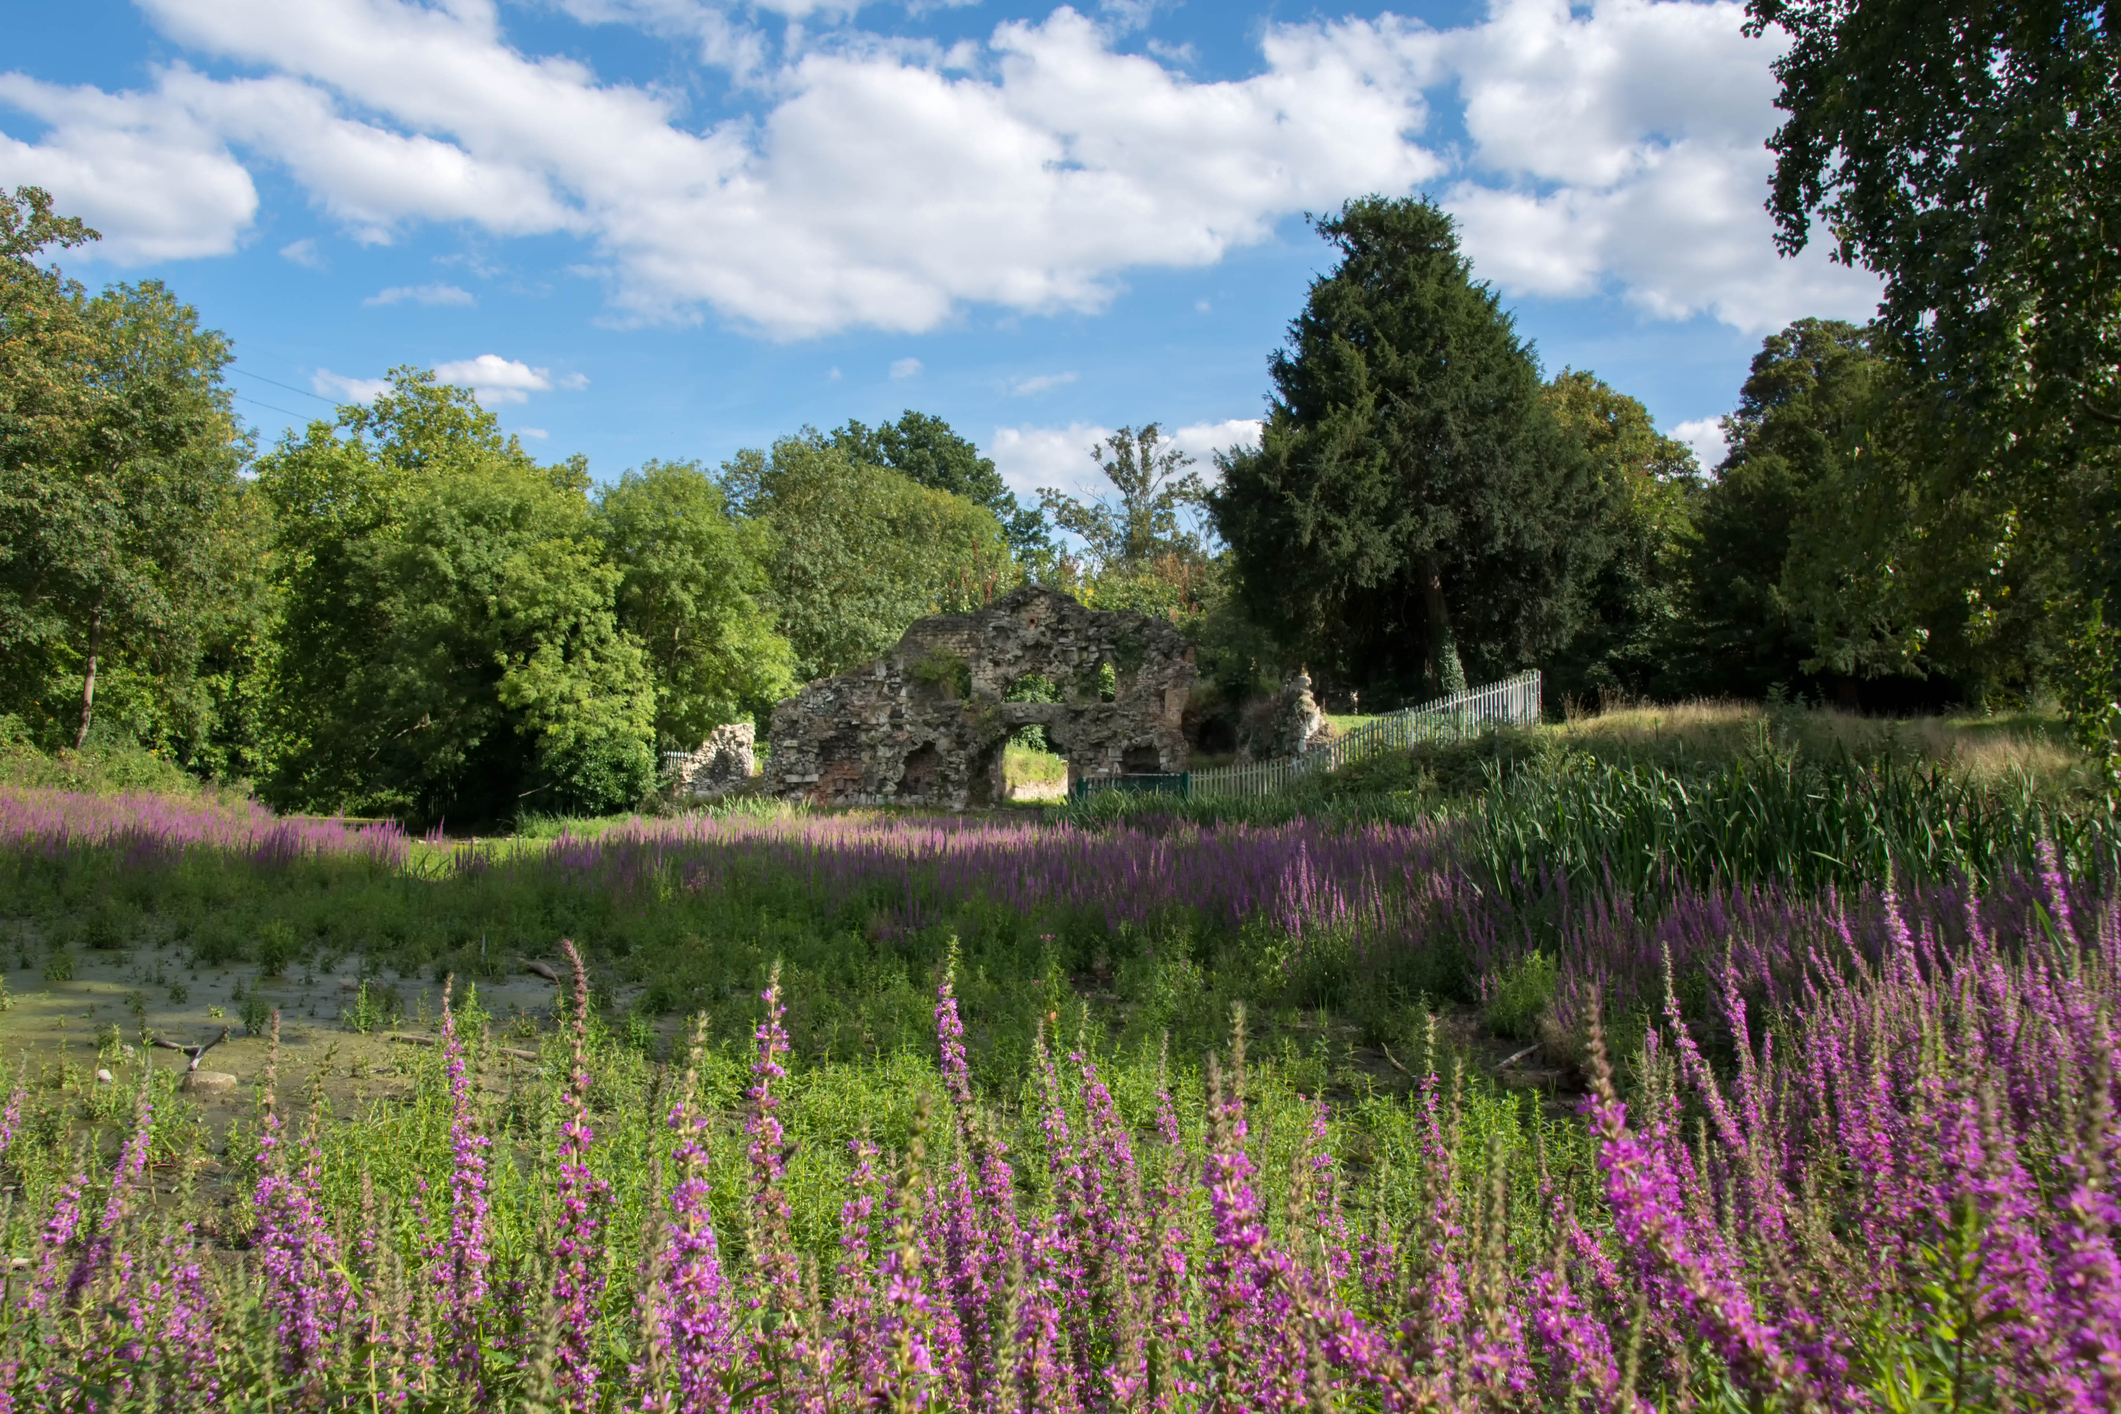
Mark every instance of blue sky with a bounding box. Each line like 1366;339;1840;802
2;0;1880;504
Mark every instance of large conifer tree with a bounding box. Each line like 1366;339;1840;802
1212;197;1605;701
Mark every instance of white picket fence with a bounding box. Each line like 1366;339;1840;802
1187;670;1542;802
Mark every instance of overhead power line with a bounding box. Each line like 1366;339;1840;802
228;365;339;405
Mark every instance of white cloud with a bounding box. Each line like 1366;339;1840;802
432;353;553;404
1010;371;1077;395
989;422;1109;503
280;236;325;268
1436;0;1879;332
312;368;391;402
1167;418;1261;466
516;426;550;439
1672;415;1728;471
6;0;1441;332
992;416;1262;505
4;0;1878;338
557;371;591;390
364;281;474;306
889;356;923;380
0;71;258;263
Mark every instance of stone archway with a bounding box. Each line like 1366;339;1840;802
766;586;1198;809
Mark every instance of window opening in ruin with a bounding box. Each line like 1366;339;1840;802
898;743;943;797
1121;743;1162;774
1097;661;1117;703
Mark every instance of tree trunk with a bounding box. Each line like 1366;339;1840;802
74;592;103;751
1420;556;1467;696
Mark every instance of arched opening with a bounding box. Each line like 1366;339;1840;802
898;743;942;799
1121;743;1163;774
1003;672;1069;802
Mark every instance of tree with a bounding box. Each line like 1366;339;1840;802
1751;1;2120;466
595;461;794;751
261;371;655;821
1674;319;1878;699
0;269;253;754
1040;425;1209;568
1540;371;1700;704
1212;197;1605;701
0;188;97;467
833;411;1048;555
722;433;1015;681
1751;2;2121;732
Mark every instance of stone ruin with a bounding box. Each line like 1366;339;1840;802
666;721;757;799
766;585;1197;809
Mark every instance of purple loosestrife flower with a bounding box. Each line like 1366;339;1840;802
435;979;492;1391
648;1078;740;1412
252;1015;353;1382
553;939;613;1406
932;965;1001;1403
834;1140;887;1406
744;966;814;1407
63;1079;153;1312
1585;1022;1819;1409
0;1074;23;1164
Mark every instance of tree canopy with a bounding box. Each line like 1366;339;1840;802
833;411;1048;555
1540;370;1699;704
722;433;1015;682
1212;197;1605;701
596;461;793;751
0;189;255;762
260;372;656;821
1752;0;2120;468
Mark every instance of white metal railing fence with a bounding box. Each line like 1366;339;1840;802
1187;670;1542;802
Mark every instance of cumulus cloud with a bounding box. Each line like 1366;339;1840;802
889;357;923;379
516;426;550;439
1010;371;1076;395
280;236;325;268
3;0;1440;330
312;368;391;402
432;354;553;404
1;0;1879;337
364;281;474;306
0;70;258;263
1436;0;1879;332
989;422;1108;503
990;416;1259;506
1672;415;1729;471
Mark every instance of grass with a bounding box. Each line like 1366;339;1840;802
0;701;2116;1404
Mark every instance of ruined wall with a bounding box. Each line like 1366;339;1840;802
665;722;756;800
766;586;1197;809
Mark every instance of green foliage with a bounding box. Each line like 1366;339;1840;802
1213;197;1606;702
261;371;655;822
1752;0;2121;475
0;256;263;765
1540;369;1700;704
833;410;1048;556
1482;950;1557;1042
1673;319;1878;698
908;651;973;700
1040;423;1209;572
595;460;794;750
722;433;1016;681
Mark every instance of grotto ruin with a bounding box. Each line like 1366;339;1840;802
766;585;1197;809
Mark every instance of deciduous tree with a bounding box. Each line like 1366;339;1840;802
595;461;793;751
261;372;655;821
722;433;1014;681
